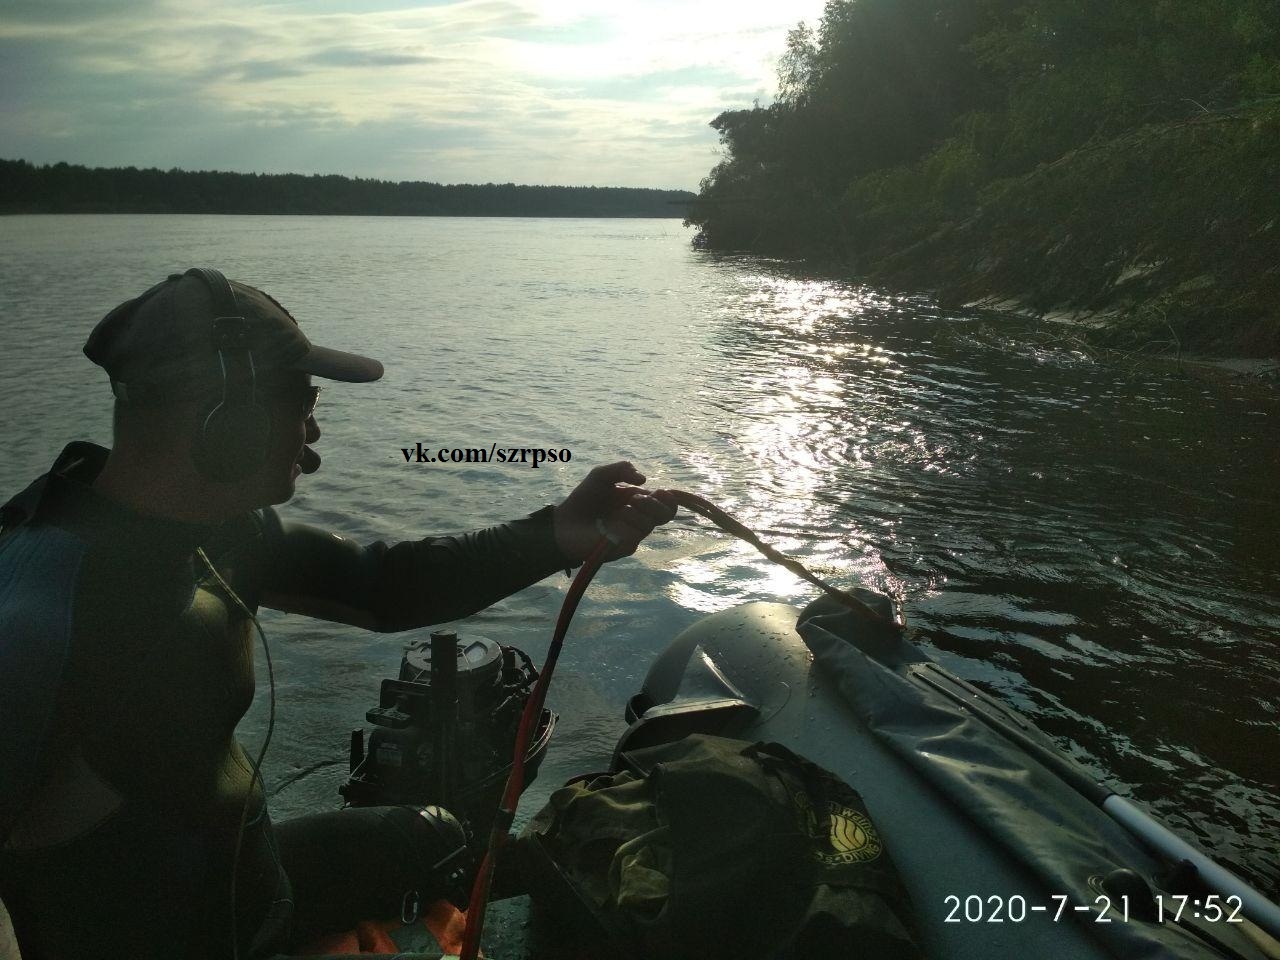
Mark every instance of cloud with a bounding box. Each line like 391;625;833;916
0;0;827;188
0;0;166;26
304;46;446;68
220;59;308;83
535;65;749;103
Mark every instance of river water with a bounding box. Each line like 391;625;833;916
1;215;1276;916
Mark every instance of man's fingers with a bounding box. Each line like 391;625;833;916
559;467;674;563
648;490;679;522
588;461;646;488
626;493;677;526
604;494;676;552
606;492;676;533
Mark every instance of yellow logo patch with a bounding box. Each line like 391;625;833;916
822;804;882;864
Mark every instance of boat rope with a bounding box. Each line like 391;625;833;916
458;489;897;958
665;490;897;626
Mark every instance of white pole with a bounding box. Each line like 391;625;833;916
1103;795;1280;941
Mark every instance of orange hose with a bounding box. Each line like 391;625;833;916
459;539;609;960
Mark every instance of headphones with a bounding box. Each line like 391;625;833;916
187;268;274;484
109;267;274;484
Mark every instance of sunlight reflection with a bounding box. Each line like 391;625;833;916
736;275;891;336
665;533;896;616
670;271;928;617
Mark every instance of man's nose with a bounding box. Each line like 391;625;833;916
306;416;321;443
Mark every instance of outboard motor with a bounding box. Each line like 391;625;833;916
340;630;556;838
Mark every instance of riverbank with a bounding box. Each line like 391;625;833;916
965;296;1280;389
0;159;695;218
686;0;1280;362
849;105;1280;360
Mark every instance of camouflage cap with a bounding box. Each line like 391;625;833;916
84;269;383;392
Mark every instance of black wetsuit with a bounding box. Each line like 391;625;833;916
0;442;571;959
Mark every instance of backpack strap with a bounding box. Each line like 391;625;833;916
0;474;49;539
0;523;89;843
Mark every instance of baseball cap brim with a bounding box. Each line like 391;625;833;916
292;344;384;382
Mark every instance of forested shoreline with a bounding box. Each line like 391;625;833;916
0;159;692;218
687;0;1280;356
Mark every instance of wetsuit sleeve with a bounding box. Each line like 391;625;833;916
257;506;572;631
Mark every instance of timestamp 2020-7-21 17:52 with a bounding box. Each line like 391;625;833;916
943;893;1245;925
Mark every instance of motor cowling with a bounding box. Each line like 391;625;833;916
340;630;556;838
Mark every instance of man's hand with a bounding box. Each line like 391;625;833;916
553;462;678;564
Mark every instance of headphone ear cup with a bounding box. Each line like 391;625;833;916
194;399;273;483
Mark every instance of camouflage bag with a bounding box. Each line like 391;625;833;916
521;733;923;960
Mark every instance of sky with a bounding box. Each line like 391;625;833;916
0;0;829;191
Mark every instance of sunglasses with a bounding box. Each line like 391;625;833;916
261;383;321;419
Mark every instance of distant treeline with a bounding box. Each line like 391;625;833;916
0;159;693;218
688;0;1280;354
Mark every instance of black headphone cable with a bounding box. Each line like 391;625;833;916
195;547;286;960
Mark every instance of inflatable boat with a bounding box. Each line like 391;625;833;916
329;590;1279;959
604;594;1280;960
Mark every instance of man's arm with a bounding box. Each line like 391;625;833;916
258;505;568;631
259;462;676;631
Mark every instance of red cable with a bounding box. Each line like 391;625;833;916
459;538;610;960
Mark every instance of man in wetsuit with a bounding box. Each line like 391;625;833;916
0;267;677;959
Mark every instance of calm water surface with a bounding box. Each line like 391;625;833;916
1;216;1277;907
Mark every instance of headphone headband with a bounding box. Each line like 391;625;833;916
186;268;241;324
